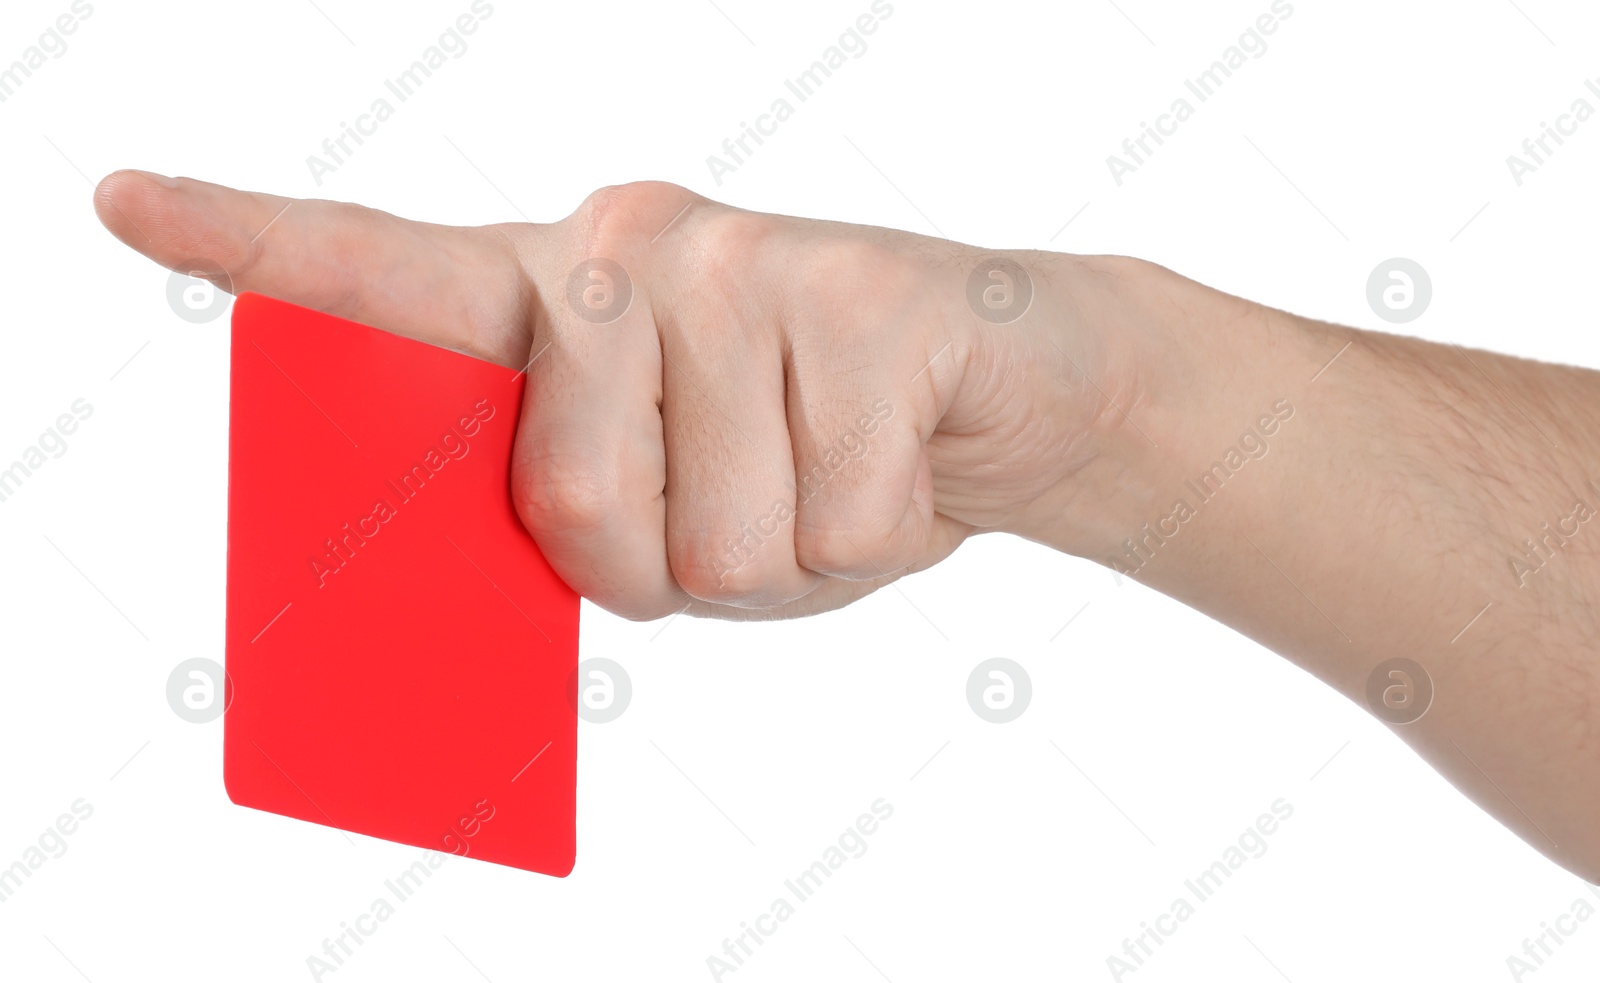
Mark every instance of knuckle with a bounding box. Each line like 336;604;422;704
662;209;777;316
511;458;619;535
696;208;776;268
671;531;766;601
796;503;908;577
572;181;697;253
795;522;870;575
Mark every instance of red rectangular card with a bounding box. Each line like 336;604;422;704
223;292;579;876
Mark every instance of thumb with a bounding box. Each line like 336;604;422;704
93;169;536;368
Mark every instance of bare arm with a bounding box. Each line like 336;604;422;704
1026;258;1600;879
94;172;1600;879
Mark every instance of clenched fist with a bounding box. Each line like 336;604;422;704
94;175;1141;621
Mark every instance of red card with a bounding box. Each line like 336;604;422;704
223;293;579;876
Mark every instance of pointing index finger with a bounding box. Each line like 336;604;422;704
93;169;537;368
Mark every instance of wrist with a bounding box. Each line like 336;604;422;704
999;254;1322;564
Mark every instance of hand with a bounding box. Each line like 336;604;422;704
94;174;1132;620
96;170;1600;880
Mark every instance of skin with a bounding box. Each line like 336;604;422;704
95;172;1600;881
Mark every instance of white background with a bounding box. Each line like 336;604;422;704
2;0;1599;980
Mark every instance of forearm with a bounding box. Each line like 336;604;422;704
1018;255;1600;877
